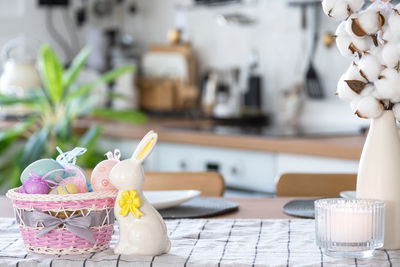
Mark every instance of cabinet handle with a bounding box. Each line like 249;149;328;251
206;162;219;172
180;161;187;170
231;167;238;175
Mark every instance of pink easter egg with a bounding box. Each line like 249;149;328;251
59;175;88;193
91;159;118;191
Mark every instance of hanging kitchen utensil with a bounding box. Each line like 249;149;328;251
305;4;324;99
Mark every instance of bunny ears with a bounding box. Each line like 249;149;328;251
131;130;158;164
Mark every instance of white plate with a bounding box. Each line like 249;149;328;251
143;190;201;210
340;190;356;199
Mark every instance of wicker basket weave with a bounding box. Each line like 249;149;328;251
6;188;118;255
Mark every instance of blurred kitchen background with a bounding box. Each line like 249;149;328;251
0;0;368;196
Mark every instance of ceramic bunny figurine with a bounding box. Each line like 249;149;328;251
110;130;171;256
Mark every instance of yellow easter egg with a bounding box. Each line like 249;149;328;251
50;184;80;195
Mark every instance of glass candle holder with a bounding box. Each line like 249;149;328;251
315;198;385;258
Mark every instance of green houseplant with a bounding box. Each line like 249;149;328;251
0;44;146;189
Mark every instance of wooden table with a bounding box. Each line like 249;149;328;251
214;197;305;219
0;196;305;219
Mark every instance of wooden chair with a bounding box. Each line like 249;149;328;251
144;172;225;197
86;169;225;197
276;173;357;197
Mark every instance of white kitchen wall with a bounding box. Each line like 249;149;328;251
124;0;369;130
0;0;370;129
0;0;80;61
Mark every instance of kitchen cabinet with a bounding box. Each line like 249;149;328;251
98;137;359;193
275;154;359;183
156;142;276;192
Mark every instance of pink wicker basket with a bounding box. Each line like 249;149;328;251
6;188;118;255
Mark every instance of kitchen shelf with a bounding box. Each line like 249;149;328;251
287;0;321;7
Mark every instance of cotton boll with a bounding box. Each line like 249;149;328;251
337;21;372;56
391;95;400;104
331;2;350;21
376;24;390;45
322;0;350;20
356;96;383;119
346;0;364;13
360;84;379;98
336;22;355;56
336;35;353;57
337;74;360;101
382;26;395;42
358;11;382;35
389;13;400;31
387;13;400;41
375;68;400;99
349;85;379;113
382;24;400;43
369;0;393;17
382;42;400;68
369;46;384;64
350;98;360;112
336;63;368;101
345;62;368;82
367;1;392;25
350;10;385;36
392;103;400;121
322;0;337;16
358;53;384;82
345;18;373;50
351;35;373;52
393;3;400;13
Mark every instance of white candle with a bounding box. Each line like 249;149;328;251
315;198;385;258
324;207;373;243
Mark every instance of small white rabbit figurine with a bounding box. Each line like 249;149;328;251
110;130;171;255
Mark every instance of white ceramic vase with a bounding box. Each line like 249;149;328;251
357;110;400;249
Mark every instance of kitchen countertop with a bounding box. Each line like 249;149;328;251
74;117;365;160
0;117;366;160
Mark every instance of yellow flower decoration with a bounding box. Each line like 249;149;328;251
119;190;144;218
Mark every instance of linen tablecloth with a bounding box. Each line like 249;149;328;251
0;218;397;267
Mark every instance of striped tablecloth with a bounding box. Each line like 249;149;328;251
0;218;397;267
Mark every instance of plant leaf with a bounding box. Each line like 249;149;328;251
109;92;128;99
76;125;103;168
63;46;91;92
0;93;43;106
19;125;50;168
92;108;147;124
9;159;22;188
0;154;20;190
78;124;102;150
77;95;101;117
68;65;134;98
54;117;72;142
0;116;38;155
38;45;64;104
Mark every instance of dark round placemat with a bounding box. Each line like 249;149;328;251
159;197;239;219
283;199;319;219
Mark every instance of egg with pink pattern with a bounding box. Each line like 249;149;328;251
91;159;119;191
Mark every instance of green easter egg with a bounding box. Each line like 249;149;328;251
20;159;65;184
